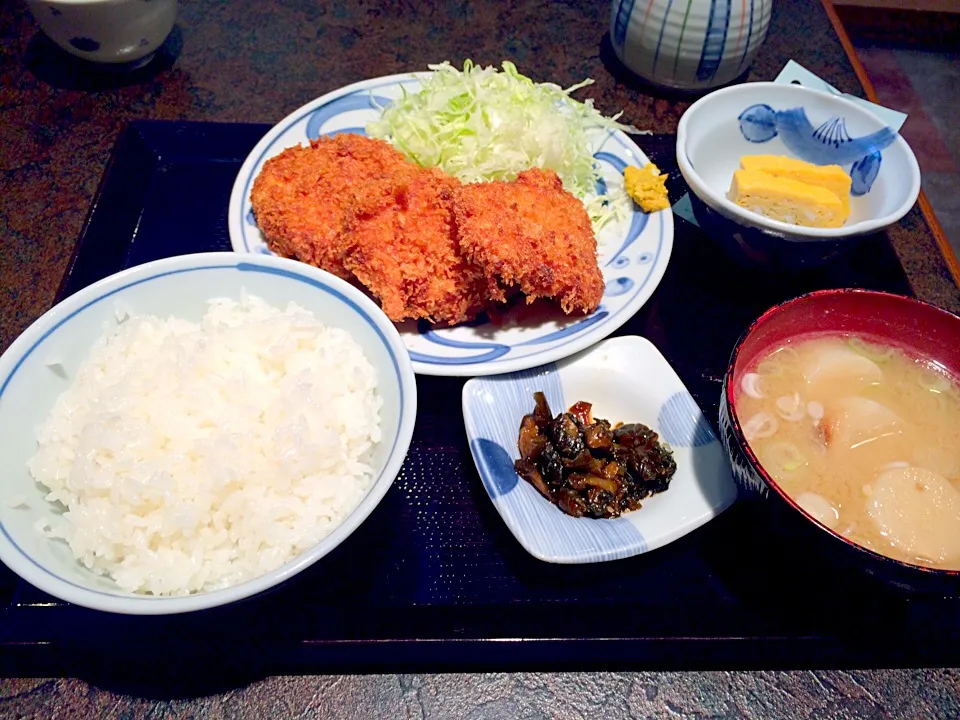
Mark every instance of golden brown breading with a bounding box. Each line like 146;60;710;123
340;167;491;325
452;168;605;315
250;135;605;326
249;134;411;279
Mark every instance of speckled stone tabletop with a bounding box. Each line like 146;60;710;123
2;670;960;718
2;0;959;715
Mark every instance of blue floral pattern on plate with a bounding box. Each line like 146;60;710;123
229;73;674;377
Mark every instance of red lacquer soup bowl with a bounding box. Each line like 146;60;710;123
719;289;960;595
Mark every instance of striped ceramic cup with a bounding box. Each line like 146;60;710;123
610;0;773;91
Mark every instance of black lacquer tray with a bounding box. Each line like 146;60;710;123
2;121;958;679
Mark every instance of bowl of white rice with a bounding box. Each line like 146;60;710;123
0;252;416;614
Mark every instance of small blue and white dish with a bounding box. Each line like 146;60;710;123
676;82;921;269
462;336;737;564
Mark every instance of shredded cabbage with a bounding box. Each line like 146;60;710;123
366;60;641;230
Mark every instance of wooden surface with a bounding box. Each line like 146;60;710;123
822;0;960;287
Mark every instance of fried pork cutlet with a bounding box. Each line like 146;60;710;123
452;168;605;315
249;134;411;279
340;167;490;325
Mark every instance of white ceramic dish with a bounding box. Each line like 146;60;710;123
462;336;737;564
676;82;921;240
0;253;417;615
227;72;674;377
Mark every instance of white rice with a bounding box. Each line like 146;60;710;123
26;294;382;596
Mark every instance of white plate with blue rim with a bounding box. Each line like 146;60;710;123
227;72;674;377
462;335;737;563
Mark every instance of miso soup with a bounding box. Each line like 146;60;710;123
736;333;960;570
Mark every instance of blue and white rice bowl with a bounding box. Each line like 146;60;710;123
0;253;417;614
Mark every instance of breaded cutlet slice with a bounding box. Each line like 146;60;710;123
340;166;491;326
451;168;605;315
249;134;412;279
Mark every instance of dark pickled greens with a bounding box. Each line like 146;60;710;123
513;392;677;519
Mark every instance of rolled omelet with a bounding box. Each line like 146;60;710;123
739;154;852;217
728;168;847;229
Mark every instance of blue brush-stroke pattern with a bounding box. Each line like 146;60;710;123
850;151;882;196
658;391;716;447
467;364;563;500
813;116;850;147
407;348;509;365
412;319;510;365
322;126;368;137
594;151;650;269
472;439;520;498
736;0;757;75
595;173;609;198
606;209;648;269
305;94;392;140
515;310;610;347
738;105;897;165
595;149;629;174
245;209;256;226
737;104;897;193
738;104;778;143
605;278;634;297
612;0;636;52
464;368;647;562
652;0;675;76
696;0;733;82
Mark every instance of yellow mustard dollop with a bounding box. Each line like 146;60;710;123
624;163;670;213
